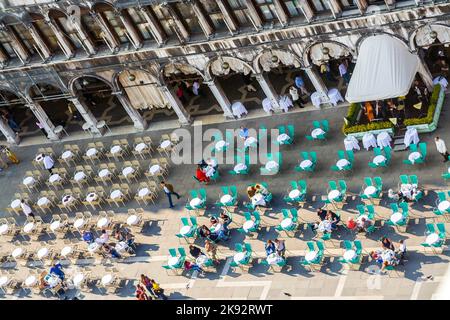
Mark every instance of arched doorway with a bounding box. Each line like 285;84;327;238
0;89;28;138
0;15;38;61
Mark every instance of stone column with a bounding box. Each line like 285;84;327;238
304;66;331;103
244;0;263;30
272;0;289;27
0;118;20;145
1;24;30;63
216;0;239;35
418;57;434;91
190;0;214;38
205;80;234;118
164;3;190;42
91;12;121;53
354;0;368;14
68;95;102;136
26;102;60;141
255;73;281;110
328;0;343;16
140;6;167;46
119;10;143;49
113;91;148;131
46;18;75;58
299;0;315;22
159;85;192;125
385;0;395;8
0;45;9;66
71;19;97;55
26;22;52;61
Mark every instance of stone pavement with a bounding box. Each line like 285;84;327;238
0;91;449;300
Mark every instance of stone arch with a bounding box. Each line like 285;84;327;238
303;40;355;67
254;48;303;73
355;32;410;55
205;55;256;79
409;23;450;51
159;61;207;85
0;85;27;101
25;80;68;101
68;74;113;96
90;0;118;12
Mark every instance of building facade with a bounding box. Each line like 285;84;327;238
0;0;448;144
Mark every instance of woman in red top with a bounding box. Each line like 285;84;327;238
136;284;150;300
195;165;210;184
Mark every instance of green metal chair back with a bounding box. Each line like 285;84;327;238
253;211;261;223
301;151;309;161
354;240;363;254
287;125;295;138
310;152;317;163
366;205;375;215
409;175;418;185
281;209;290;219
373;147;382;156
343;240;353;251
321;120;329;132
244;243;252;253
419;142;427;158
235;243;244;252
244;212;252;221
221;186;229;195
356;204;366;215
178;247;186;257
437;223;446;235
328;180;338;190
337;150;346;160
390;203;399;213
409;144;418;152
338;180;347;193
181;217;190;226
312;120;321;129
399;202;408;213
261;182;269;189
299;180;307;192
278;125;286;135
399;175;409;185
230;185;237;198
290;208;298;221
199;188;207;200
437;191;447;202
374;177;382;189
364;177;373;187
290;180;298;190
168;248;177;257
189;216;197;227
426;223;436;234
190;190;199;199
316;240;325;252
347;150;355;162
306;241;315;252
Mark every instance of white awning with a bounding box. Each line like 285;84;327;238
345;35;419;103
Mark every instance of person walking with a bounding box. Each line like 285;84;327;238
36;121;48;138
205;239;219;264
435;136;449;162
20;199;35;218
2;146;19;164
43;154;55;174
160;181;181;208
243;74;257;92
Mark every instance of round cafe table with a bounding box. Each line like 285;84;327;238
149;165;160;175
74;218;85;229
101;274;114;286
215;140;227;151
35;154;44;162
122;166;134;177
10;199;21;210
160;140;171;149
305;251;317;262
196;255;209;267
12;247;23;259
86;193;98;203
135;143;147;152
244;137;257;148
344;250;357;261
220;194;233;205
243;220;255;232
277;133;290;143
336;159;350;170
364;186;377;197
233;163;247;173
72;273;85;287
49;174;61;184
62;195;74;206
86;148;97;157
190;198;202;208
0;224;9;235
233;252;247;264
111;145;122;155
138;188;149;198
328;190;341;201
311;128;325;138
74;171;86;182
179;225;192;236
88;242;100;253
110;190;123;200
390;212;404;224
97;217;109;228
265;161;279;171
23;222;35;233
438;201;450;212
61;246;72;257
50;221;61;232
61;150;73;160
408;152;421;163
99;169;111;178
37;247;49;259
37;197;50;207
267;253;283;265
281;218;293;229
373;155;387;165
25;275;37;287
23;176;35;186
127;215;139;226
299;159;313;169
289;189;301;199
168;256;180;267
426;233;440;245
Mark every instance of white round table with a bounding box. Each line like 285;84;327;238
233;252;246;264
328;190;341;201
373;155;386;165
149;165;160;175
23;222;35;233
135;143;147;152
86;148;97;157
99;169;111;178
37;247;49;259
101;274;113;286
10;199;21;209
196;255;209;266
0;224;9;235
88;242;100;253
23;176;35;186
438;201;450;212
160;140;171;149
243;220;255;232
0;276;8;287
168;256;180;267
251;193;265;206
25;275;37;287
426;233;440;245
74;171;86;182
49;174;61;184
61;246;72;257
215;140;227;150
265;161;279;171
97;217;109;228
50;221;61;232
110;190;123;200
289;189;301;199
364;186;377;197
179;225;192;236
62;195;74;206
35;154;44;162
190;198;202;207
37;197;50;207
344;250;357;261
73;273;84;287
336;159;350;170
74;218;85;229
390;212;404;224
311;128;325;138
138;188;150;198
300;159;313;169
305;251;317;262
408;152;421;163
267;253;283;265
61;150;73;160
277;133;290;143
122;166;134;176
111;145;122;154
244;137;257;148
234;163;247;173
220;194;233;204
281;218;293;229
12;248;24;259
127;215;139;226
86;193;98;203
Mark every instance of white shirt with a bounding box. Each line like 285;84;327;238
339;63;347;77
289;87;299;101
399;243;406;253
43;155;54;169
36;122;44;129
20;202;32;215
436;139;447;154
96;233;109;244
163;186;170;194
192;82;200;95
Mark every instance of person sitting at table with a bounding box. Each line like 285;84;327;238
195;165;210;184
247;186;257;198
39;271;51;290
326;210;341;230
274;239;286;258
82;230;94;244
198;159;208;169
184;260;204;274
102;243;121;259
265;240;276;257
386;99;398;118
206;158;218;170
220;212;232;231
364;101;374;122
239;126;249;140
95;229;109;244
189;245;203;259
396;240;407;265
381;237;395;251
356;216;372;233
317;208;328;221
374;100;387;120
255;183;269;196
50;262;65;281
346;217;357;231
136;284;151;300
198;225;210;239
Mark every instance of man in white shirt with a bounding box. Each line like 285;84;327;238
43;154;55;174
192;81;200;96
95;229;109;244
435;136;449;162
20;199;35;218
339;60;350;84
160;181;181;208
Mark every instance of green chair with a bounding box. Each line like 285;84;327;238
178;247;186;257
437;191;447;202
168;248;177;257
399;175;409;185
409;175;418;185
328;180;338;191
343;240;353;251
356;204;366;215
321;120;329;132
337;150;346;160
374;177;383;191
312;121;321;129
338;180;347;194
347;150;355;163
442;172;450;180
287;125;295;142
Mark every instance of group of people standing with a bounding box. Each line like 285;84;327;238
175;80;202;104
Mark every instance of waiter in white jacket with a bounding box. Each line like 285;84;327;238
43;154;55;174
435;136;449;162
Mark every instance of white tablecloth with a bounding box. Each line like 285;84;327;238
49;174;62;184
318;220;332;233
74;218;84;229
61;151;73;160
0;276;8;286
327;88;344;106
289;189;300;199
390;212;403;224
234;163;247;173
344;136;360;151
373;155;386;165
72;274;84;286
336;159;350;170
233;252;247;264
0;224;9;235
328;190;341;201
376;131;392;148
281;218;293;229
11;199;21;209
74;171;86;182
12;247;23;258
110;190;123;200
426;233;440;245
231;101;248;118
97;217;109;228
299;159;313;169
190;198;202;207
122;167;134;176
279;95;293;112
265;160;279;171
160;140;171;149
37;247;49;259
262;98;274;114
215;140;228;151
362;133;377;150
438;201;450;212
61;246;72;257
305;251;318;262
168;256;181;267
135;143;148;153
23;222;34;233
344;250;357;261
101;274;114;286
311;128;325;138
149;164;161;175
62;195;74;205
244;137;257;148
267;253;283;265
179;225;192;236
364;186;377;196
127;215;139;226
99;169;111;178
220;194;233;204
251;193;266;207
50;221;60;232
404;127;419;147
86;148;97;157
23;176;35;186
25;275;37;287
408;151;421;164
138;188;150;198
86;192;98;203
111;145;122;154
277;133;290;143
310;92;323;108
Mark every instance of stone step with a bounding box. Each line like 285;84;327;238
393;143;408;152
394;138;405;145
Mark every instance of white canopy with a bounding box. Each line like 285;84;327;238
345;35;419;103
